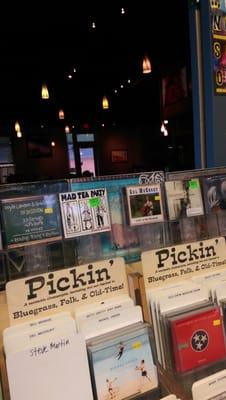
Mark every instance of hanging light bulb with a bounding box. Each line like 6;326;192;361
142;55;152;74
41;83;49;99
65;125;70;134
102;95;109;110
15;121;21;132
17;131;22;138
58;109;65;120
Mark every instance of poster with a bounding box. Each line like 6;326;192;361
1;195;62;248
210;0;226;94
59;188;111;238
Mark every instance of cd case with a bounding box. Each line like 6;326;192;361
125;184;164;226
169;306;226;373
87;322;158;400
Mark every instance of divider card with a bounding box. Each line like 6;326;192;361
6;330;93;400
6;257;128;325
74;294;134;330
165;179;204;220
192;369;226;400
59;188;111;238
3;316;76;355
192;270;226;300
77;305;143;340
87;323;158;400
125;184;164;226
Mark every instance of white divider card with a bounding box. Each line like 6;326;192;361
3;316;76;355
192;369;226;400
6;330;93;400
192;270;226;301
78;305;143;340
3;311;71;338
74;294;134;330
6;257;128;325
59;188;111;238
215;281;226;303
141;237;226;291
87;323;158;400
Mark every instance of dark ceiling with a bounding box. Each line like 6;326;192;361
0;1;191;130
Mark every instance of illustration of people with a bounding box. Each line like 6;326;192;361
116;342;126;360
95;200;106;227
106;378;118;399
82;203;92;230
142;196;154;216
65;202;79;232
135;360;152;390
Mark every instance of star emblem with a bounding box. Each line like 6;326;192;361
191;330;209;352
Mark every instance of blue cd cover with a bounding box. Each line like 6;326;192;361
88;325;158;399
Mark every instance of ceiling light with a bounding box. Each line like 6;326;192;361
127;79;131;83
114;89;118;93
41;83;49;99
92;21;96;29
15;121;21;132
142;55;152;74
51;141;55;147
68;74;72;79
120;84;124;89
17;131;22;138
65;125;70;133
121;7;125;14
102;95;109;110
59;109;65;120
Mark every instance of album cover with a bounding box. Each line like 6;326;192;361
165;179;204;220
125;184;164;226
202;175;226;236
88;324;158;400
59;188;111;238
160;301;214;371
170;306;226;373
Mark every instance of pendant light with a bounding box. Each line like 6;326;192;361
102;95;109;110
142;55;152;74
58;109;65;120
15;121;21;132
41;83;49;99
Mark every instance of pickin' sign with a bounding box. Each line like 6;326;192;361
6;257;128;325
142;236;226;289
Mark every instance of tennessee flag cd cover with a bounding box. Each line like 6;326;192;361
170;307;226;373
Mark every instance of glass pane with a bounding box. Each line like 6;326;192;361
66;134;76;171
80;147;95;176
77;133;94;142
0;137;13;164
